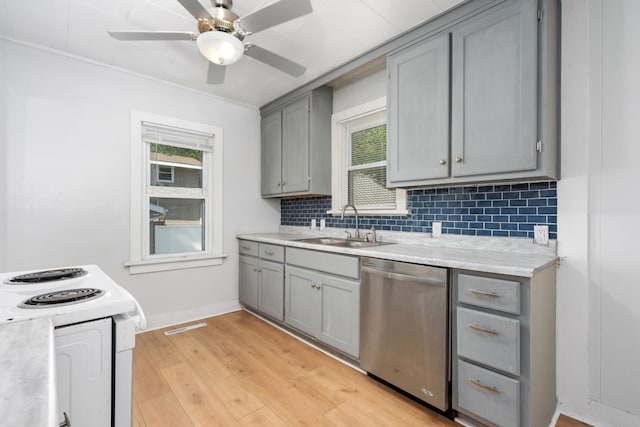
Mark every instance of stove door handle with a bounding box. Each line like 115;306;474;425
132;298;147;331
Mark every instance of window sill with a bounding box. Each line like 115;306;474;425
326;209;411;217
125;253;228;274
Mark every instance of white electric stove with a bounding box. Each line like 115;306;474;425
0;265;146;427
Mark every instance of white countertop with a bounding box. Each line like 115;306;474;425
237;227;558;277
0;317;56;426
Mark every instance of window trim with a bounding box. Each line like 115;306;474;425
126;110;226;274
328;97;408;216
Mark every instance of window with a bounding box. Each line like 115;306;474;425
155;165;175;183
330;97;407;215
127;111;225;274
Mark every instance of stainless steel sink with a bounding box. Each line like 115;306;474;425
296;237;394;248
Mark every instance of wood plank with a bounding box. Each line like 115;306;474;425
133;344;173;403
138;392;192;427
132;397;146;427
556;414;592;427
238;407;288;427
137;329;185;370
170;331;265;419
161;362;241;426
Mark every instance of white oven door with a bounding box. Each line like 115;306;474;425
55;317;112;427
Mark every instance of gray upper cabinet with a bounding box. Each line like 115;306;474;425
387;0;558;188
388;33;450;184
260;111;283;197
451;0;537;177
260;87;333;198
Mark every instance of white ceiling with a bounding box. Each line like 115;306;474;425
0;0;463;107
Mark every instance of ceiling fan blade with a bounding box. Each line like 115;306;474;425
108;31;197;41
245;44;305;77
177;0;212;20
239;0;312;35
207;62;226;84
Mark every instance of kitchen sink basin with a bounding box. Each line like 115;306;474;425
296;237;394;248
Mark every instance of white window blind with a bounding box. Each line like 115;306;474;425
142;122;214;152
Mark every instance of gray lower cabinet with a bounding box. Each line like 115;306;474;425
238;240;284;321
284;248;360;358
387;0;559;188
260;87;333;198
452;266;556;427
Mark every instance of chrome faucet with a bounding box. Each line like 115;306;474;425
341;204;360;240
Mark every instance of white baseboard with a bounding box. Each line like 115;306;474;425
140;299;242;332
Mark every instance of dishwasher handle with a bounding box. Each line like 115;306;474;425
361;265;446;287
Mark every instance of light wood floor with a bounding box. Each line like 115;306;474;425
132;310;586;427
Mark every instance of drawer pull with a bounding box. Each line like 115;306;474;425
242;246;251;250
468;324;500;335
470;378;501;394
468;289;500;298
264;250;275;255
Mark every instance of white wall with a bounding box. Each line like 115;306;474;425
557;1;640;425
332;68;386;113
0;39;280;330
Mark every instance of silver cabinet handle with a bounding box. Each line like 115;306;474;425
468;289;500;298
282;181;287;186
455;157;463;163
59;412;71;427
468;324;500;335
439;159;446;165
276;182;282;187
242;246;251;250
264;250;274;255
470;379;501;394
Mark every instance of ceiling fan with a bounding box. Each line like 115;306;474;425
108;0;312;84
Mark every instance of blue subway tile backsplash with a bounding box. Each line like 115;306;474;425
281;181;557;239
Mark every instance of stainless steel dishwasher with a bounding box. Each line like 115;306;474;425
360;257;450;412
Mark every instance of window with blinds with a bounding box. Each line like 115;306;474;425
142;121;213;256
347;123;395;208
331;97;407;216
127;111;224;274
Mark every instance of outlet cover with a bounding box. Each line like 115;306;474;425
432;221;442;238
534;225;549;245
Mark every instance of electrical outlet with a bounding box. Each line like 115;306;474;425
534;225;549;245
432;221;442;238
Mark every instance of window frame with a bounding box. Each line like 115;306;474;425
126;110;226;274
329;97;408;216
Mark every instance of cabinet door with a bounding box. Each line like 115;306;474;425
451;0;537;177
388;33;450;185
259;260;284;321
239;255;259;309
261;110;282;196
281;96;310;194
284;266;318;336
317;275;360;358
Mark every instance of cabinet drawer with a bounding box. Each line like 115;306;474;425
286;248;359;279
457;360;520;427
458;273;521;314
238;240;258;257
258;243;284;263
457;307;520;375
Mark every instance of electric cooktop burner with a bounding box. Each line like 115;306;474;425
7;268;88;284
18;288;105;308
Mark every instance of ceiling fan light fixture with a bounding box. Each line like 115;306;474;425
196;31;244;65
